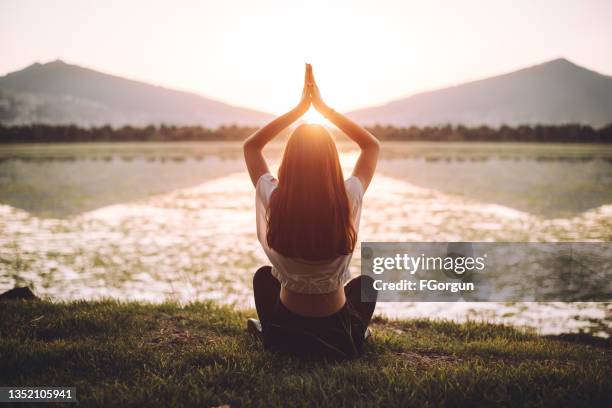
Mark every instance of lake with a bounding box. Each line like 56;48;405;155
0;141;610;336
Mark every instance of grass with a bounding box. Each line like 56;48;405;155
0;300;610;407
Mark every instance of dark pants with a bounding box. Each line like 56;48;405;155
253;266;377;359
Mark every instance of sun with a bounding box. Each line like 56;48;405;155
301;107;333;126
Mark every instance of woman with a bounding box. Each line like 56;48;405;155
243;64;380;359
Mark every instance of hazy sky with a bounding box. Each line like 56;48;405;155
1;0;611;114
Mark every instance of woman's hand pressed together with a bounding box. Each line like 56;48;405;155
306;64;332;117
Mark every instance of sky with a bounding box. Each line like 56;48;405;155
1;0;611;114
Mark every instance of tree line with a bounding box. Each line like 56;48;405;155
0;123;610;143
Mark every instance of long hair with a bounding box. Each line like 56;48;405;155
267;124;356;261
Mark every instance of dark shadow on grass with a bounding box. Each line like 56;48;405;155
545;332;611;349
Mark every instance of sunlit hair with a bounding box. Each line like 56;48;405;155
267;124;356;261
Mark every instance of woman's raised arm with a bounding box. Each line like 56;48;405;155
308;65;380;191
243;65;311;187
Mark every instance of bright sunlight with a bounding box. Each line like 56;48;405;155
301;107;332;126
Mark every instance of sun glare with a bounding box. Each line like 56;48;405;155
301;107;332;126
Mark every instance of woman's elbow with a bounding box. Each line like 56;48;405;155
243;138;259;153
366;137;381;152
373;138;381;150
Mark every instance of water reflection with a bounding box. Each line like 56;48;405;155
0;145;611;337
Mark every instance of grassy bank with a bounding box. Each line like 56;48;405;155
1;300;610;407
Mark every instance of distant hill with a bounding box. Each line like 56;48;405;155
0;60;273;127
2;58;611;129
348;58;612;128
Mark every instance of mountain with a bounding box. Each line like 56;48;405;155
2;58;611;128
348;58;612;128
0;60;273;127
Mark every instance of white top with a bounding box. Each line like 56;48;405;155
255;173;364;294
